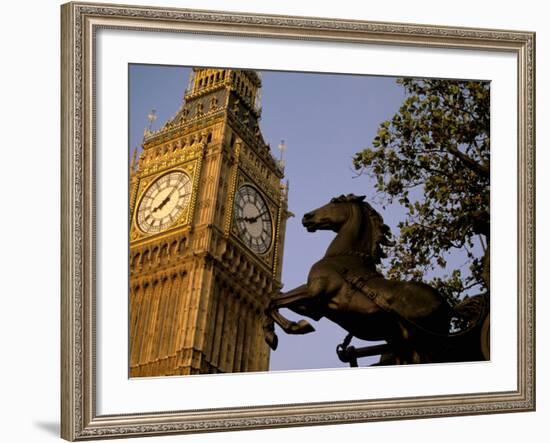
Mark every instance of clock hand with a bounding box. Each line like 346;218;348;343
237;215;258;223
152;195;170;213
166;187;191;204
151;188;190;214
246;211;268;223
167;186;179;199
236;211;267;223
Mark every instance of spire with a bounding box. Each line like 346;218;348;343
277;140;287;171
130;146;138;173
186;70;196;95
254;88;262;111
143;108;157;139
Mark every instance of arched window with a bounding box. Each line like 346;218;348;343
142;250;150;267
131;253;141;270
178;238;187;255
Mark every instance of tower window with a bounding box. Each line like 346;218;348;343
178;238;187;255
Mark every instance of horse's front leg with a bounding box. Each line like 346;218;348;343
270;309;315;334
264;284;316;347
262;310;314;351
263;309;315;350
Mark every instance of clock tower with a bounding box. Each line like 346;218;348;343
129;68;289;377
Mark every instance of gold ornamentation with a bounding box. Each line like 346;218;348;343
131;157;201;243
223;140;241;235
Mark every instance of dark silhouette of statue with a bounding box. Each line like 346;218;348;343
264;194;489;366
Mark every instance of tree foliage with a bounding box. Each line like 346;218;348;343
353;78;490;304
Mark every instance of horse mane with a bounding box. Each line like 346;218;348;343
330;194;393;264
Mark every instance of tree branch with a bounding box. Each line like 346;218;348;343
447;145;490;179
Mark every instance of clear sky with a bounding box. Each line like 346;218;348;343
129;64;472;371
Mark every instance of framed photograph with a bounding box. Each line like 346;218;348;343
61;1;535;440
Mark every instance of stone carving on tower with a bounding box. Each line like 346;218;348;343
129;68;289;377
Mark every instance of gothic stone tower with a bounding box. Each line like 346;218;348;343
129;68;288;377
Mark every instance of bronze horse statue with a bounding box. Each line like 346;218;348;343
264;194;489;365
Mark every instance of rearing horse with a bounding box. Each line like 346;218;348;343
264;194;460;365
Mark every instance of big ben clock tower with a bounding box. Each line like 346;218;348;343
129;68;288;377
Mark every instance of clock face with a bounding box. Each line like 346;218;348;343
137;171;192;234
234;185;273;254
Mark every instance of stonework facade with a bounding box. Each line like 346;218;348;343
129;68;288;377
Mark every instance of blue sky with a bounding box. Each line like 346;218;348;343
129;65;474;371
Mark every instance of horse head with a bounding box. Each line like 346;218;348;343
302;194;392;263
301;195;361;233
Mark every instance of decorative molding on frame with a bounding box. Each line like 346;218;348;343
61;1;535;440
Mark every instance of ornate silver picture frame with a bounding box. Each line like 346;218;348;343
61;1;535;440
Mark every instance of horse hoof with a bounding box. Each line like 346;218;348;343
296;320;315;333
265;331;279;350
